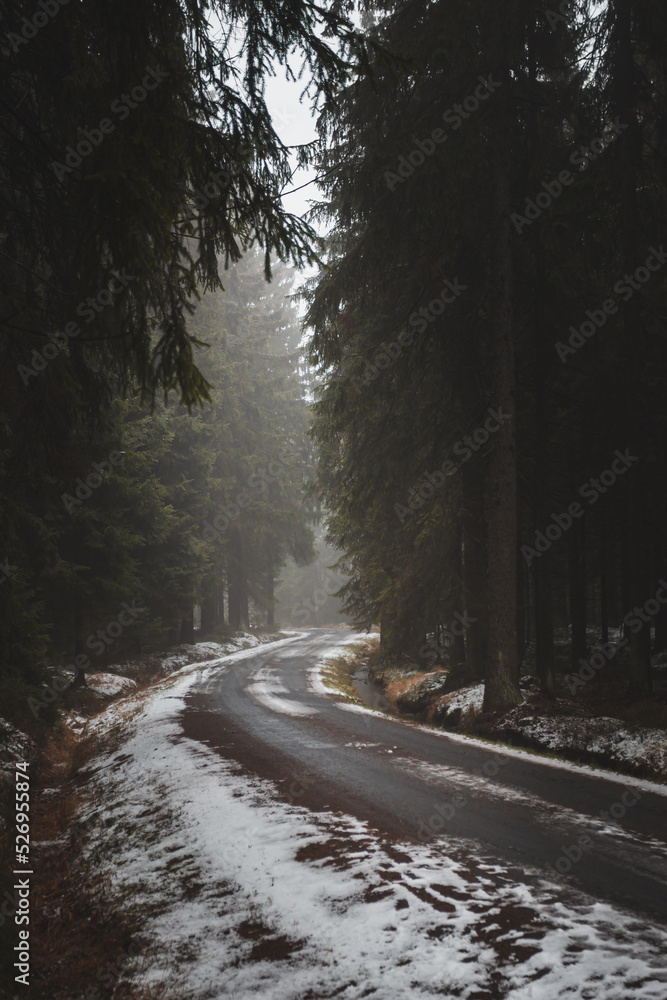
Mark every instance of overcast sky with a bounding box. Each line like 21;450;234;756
264;63;321;230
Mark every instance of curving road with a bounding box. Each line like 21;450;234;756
180;627;667;923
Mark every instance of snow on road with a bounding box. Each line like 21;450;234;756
246;663;318;717
80;643;667;1000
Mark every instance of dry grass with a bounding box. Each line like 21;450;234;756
25;718;160;999
384;670;430;703
320;643;368;703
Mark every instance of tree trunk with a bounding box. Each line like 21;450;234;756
482;44;521;713
463;475;488;680
200;588;218;636
180;606;194;645
626;469;652;697
71;597;87;688
228;526;249;631
654;458;667;653
449;527;467;668
616;0;651;698
600;526;609;645
516;548;526;684
267;569;275;627
534;554;555;693
570;518;587;670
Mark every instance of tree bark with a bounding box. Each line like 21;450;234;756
600;526;609;645
267;568;275;627
569;518;587;671
71;597;88;688
228;526;249;631
180;606;194;645
534;554;555;693
463;475;488;680
200;588;218;635
482;44;521;713
616;0;651;698
449;527;467;668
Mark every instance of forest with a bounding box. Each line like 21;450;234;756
1;0;667;726
306;0;667;713
3;3;667;998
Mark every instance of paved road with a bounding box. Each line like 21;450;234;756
180;627;667;922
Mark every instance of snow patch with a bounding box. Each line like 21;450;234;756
247;665;317;717
85;672;138;697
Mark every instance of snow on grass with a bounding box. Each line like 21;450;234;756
85;672;138;697
306;632;370;698
501;711;667;780
158;632;294;675
436;682;485;719
78;650;667;1000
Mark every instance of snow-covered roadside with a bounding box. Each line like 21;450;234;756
85;673;138;697
158;632;286;675
312;643;667;799
497;709;667;779
335;636;667;785
76;641;667;1000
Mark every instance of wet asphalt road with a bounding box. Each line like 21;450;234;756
182;628;667;923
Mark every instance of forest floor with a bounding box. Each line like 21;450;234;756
347;635;667;784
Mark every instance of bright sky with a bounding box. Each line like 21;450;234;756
263;62;325;317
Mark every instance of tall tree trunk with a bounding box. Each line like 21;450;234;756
620;509;631;637
180;606;195;645
600;525;609;645
526;2;553;695
200;587;218;635
570;518;587;671
534;554;555;693
626;467;652;696
71;597;88;688
654;447;667;653
482;39;521;713
228;528;242;630
449;526;467;669
267;566;275;627
463;474;488;680
516;548;526;683
616;0;651;697
228;526;250;631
